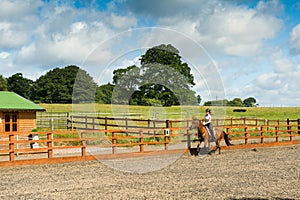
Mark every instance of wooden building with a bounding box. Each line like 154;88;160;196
0;91;46;134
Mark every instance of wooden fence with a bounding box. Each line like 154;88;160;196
36;112;300;131
67;115;300;134
0;121;300;166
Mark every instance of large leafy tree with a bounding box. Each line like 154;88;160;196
0;75;7;91
140;44;195;86
7;73;33;99
32;65;97;103
112;44;197;106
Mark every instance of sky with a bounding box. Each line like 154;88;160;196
1;0;300;107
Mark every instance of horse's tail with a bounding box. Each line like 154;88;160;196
223;131;233;146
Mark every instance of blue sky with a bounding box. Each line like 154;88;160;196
1;0;300;106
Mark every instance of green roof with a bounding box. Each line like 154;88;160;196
0;91;46;111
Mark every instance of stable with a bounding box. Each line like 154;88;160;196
0;91;46;134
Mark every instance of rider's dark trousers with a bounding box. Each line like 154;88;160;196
205;123;215;141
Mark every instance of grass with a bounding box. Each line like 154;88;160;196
39;103;300;120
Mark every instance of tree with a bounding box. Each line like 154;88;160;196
95;83;114;104
116;44;197;106
112;65;141;104
32;65;97;103
243;97;257;107
140;44;195;86
7;73;33;99
227;98;243;107
203;99;228;106
0;75;7;91
197;95;201;105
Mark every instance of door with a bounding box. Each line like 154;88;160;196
4;113;18;133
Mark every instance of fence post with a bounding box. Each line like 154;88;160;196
153;120;157;139
71;115;74;130
112;132;116;154
147;119;150;135
16;134;19;157
105;117;108;131
81;131;86;157
164;130;169;150
9;133;15;161
244;127;248;145
186;120;189;136
261;126;264;144
275;126;279;143
166;120;170;129
92;118;95;130
287;118;292;141
139;131;144;152
298;119;300;135
50;118;54;131
47;132;53;158
187;130;191;149
85;115;88;130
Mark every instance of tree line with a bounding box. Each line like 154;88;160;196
0;44;257;107
203;97;257;107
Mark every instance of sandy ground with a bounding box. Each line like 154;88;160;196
0;145;299;200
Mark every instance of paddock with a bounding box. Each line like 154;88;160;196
0;144;298;199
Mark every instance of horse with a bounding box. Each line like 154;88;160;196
190;118;233;155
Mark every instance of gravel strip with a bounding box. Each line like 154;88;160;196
0;145;299;199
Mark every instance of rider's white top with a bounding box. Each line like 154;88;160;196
204;113;212;124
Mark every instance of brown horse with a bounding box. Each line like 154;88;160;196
190;118;233;155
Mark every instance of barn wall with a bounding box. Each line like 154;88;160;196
0;111;37;134
19;112;37;132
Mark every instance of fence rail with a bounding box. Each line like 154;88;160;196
36;112;300;131
1;121;300;166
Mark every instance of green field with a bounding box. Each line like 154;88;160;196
39;103;300;120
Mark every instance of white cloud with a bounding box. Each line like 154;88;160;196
136;1;283;57
274;57;295;73
198;6;283;56
290;23;300;55
256;0;284;15
0;22;32;49
0;51;10;59
0;0;42;21
109;14;137;30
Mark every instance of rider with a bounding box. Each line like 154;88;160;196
203;108;215;142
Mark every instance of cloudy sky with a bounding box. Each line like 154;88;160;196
1;0;300;106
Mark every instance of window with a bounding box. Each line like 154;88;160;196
4;113;18;133
5;115;10;132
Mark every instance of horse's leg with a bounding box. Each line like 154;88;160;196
216;131;225;154
216;137;221;154
205;136;212;154
197;141;200;155
209;131;219;155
